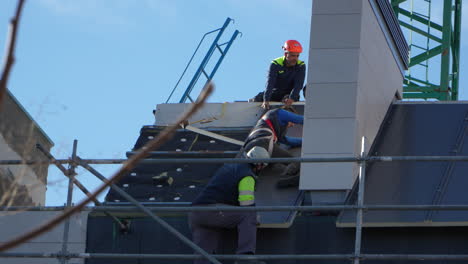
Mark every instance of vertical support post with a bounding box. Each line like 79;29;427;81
353;137;367;264
59;140;78;264
439;0;453;100
451;0;462;100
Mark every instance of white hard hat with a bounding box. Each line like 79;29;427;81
246;146;270;166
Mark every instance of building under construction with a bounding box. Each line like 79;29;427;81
0;0;466;263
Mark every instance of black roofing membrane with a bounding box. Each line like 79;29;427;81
338;103;468;226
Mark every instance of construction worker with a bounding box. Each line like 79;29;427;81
242;107;303;188
190;146;270;264
250;40;306;110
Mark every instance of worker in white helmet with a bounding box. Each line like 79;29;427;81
190;146;270;264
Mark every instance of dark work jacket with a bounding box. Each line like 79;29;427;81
192;163;256;206
264;56;306;102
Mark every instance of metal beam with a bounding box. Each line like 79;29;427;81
404;85;440;93
3;252;468;261
408;45;442;67
7;204;468;212
396;7;443;31
404;75;438;87
35;144;128;231
403;92;446;100
439;0;453;100
451;0;462;100
396;0;462;101
399;21;442;43
6;155;468;166
353;138;367;264
391;0;408;7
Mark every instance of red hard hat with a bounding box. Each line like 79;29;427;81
282;40;303;53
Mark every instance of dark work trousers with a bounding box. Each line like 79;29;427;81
189;205;257;264
251;91;288;102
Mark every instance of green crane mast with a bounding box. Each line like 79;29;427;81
392;0;462;100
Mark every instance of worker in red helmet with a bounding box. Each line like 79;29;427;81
250;40;306;109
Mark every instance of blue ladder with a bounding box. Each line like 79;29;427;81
165;17;241;103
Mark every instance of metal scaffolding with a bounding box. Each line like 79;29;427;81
2;140;468;263
392;0;462;100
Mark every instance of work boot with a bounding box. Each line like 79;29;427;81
277;163;300;188
276;174;299;188
281;163;300;176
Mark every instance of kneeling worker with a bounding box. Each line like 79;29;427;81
190;146;270;264
243;107;303;187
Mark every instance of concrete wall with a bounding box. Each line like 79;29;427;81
0;134;46;205
155;102;305;128
0;90;53;206
0;211;88;264
356;0;404;157
300;0;404;190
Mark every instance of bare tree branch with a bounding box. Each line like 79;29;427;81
0;0;26;106
0;81;214;252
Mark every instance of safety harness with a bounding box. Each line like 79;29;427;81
244;117;278;155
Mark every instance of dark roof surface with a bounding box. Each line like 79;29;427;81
105;126;248;203
105;105;305;227
338;102;468;226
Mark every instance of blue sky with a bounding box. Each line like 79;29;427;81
0;0;466;205
0;0;312;205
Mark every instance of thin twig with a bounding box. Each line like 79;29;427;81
0;82;214;252
0;0;26;105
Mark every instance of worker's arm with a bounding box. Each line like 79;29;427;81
277;108;304;125
288;63;306;101
238;176;256;206
263;62;280;102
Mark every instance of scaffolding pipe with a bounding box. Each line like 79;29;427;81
4;204;468;212
35;144;128;231
5;155;468;165
3;252;468;261
59;140;78;264
3;152;468;262
353;137;367;264
78;158;222;264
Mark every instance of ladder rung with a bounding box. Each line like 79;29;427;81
215;44;225;55
187;95;194;103
201;69;209;79
218;41;229;47
410;44;428;50
412;11;429;19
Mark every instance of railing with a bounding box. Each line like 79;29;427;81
2;139;468;263
165;17;241;104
